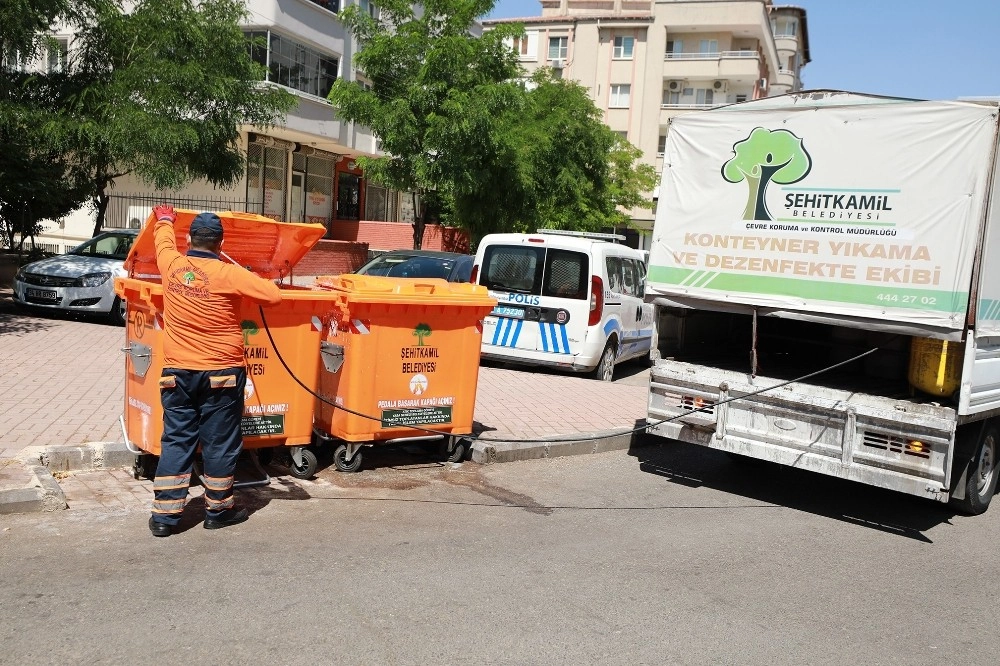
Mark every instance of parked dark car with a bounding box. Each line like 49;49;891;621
355;250;474;283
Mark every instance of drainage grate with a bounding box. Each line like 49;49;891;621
862;431;930;459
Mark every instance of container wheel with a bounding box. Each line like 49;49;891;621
334;445;363;473
591;342;616;382
132;454;157;481
288;448;318;479
441;438;466;463
952;424;999;515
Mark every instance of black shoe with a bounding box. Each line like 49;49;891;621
203;508;248;530
149;517;172;537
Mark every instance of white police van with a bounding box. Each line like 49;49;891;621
472;230;655;381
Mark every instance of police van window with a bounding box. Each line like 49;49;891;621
605;256;623;294
621;258;639;297
634;258;647;297
482;245;544;294
543;249;588;300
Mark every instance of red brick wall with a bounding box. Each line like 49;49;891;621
295;239;369;277
327;220;470;254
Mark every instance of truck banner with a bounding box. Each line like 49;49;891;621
648;97;998;332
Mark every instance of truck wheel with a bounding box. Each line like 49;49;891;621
592;342;616;382
288;448;318;479
952;424;999;515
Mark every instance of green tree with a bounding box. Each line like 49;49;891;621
1;52;93;252
329;4;656;248
327;0;526;249
722;127;812;221
455;70;657;244
3;0;296;237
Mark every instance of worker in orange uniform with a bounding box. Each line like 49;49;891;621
148;205;282;537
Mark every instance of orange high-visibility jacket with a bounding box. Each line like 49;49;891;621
154;219;282;370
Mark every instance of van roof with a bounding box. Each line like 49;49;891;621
479;232;644;255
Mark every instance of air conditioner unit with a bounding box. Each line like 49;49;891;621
712;80;727;92
667;80;682;92
759;78;769;91
551;59;564;70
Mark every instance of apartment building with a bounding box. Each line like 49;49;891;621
24;0;429;253
484;0;810;247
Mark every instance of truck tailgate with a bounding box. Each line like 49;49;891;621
647;361;957;501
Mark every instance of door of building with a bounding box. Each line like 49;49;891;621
337;172;361;220
290;171;305;223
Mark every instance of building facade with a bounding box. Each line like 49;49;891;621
484;0;810;248
24;0;445;254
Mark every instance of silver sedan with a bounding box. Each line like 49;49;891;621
12;229;138;325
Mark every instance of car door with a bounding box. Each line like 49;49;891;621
616;255;643;360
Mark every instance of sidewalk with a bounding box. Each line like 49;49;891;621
0;287;650;513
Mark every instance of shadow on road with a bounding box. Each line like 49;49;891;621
627;430;957;542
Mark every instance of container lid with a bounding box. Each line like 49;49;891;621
314;274;496;307
124;209;327;279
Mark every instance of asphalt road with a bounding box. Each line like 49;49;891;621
2;440;999;665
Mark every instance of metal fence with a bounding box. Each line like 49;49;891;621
103;193;252;230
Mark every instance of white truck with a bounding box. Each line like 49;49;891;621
645;91;1000;514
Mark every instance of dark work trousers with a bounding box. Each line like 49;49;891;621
151;367;247;526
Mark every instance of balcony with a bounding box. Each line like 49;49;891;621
776;68;796;88
663;51;761;80
661;103;724;110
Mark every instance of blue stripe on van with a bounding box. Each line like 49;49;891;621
500;318;514;346
512;319;523;346
559;324;570;352
491;319;503;345
539;322;549;352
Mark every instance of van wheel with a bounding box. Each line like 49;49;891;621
951;423;999;515
592;342;616;382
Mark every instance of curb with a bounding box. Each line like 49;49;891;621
20;441;135;473
0;442;132;515
470;428;637;464
0;464;67;515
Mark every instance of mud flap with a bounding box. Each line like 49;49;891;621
949;422;986;501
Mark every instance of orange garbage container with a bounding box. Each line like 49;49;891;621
114;209;338;481
312;274;496;472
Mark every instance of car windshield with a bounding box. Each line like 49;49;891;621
70;233;135;261
359;254;456;280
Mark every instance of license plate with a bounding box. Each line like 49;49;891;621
492;305;525;318
26;288;57;300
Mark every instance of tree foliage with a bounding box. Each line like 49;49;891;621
329;0;525;248
329;0;656;248
1;0;296;237
455;70;658;244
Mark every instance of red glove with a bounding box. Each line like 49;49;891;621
153;204;176;223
